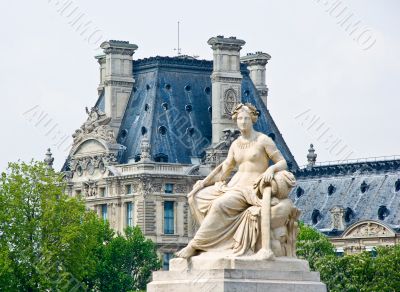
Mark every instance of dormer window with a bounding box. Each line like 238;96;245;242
296;187;304;198
311;209;321;225
395;179;400;192
360;181;369;193
154;153;168;162
378;205;389;220
344;207;354;222
328;184;336;195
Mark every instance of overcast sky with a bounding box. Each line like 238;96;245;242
1;0;399;171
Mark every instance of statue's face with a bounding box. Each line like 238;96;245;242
236;110;253;131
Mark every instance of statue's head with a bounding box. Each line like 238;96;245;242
231;103;259;130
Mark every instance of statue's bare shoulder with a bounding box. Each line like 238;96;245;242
257;132;275;147
257;132;283;161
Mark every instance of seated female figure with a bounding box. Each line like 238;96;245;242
176;104;298;259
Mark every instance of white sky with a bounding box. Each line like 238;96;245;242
1;0;399;171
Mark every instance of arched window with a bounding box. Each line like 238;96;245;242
344;207;354;223
296;186;304;198
311;209;321;225
328;184;336;195
378;206;389;220
395;179;400;192
360;181;369;193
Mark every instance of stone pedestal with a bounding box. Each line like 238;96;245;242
147;254;326;292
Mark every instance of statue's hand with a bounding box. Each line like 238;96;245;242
263;168;274;183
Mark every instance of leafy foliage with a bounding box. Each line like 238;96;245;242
89;226;161;291
296;222;336;270
315;245;400;292
0;161;160;291
297;222;400;292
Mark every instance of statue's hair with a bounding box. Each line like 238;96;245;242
231;103;260;123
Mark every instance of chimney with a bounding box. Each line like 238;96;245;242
241;52;271;106
207;36;245;144
100;40;138;134
330;206;345;230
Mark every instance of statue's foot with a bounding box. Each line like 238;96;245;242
175;244;196;259
255;248;275;261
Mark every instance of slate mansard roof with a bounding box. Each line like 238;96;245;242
95;56;298;169
290;157;400;234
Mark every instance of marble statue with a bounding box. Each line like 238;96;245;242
176;103;300;260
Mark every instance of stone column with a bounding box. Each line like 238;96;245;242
241;52;271;106
207;36;245;144
100;40;138;134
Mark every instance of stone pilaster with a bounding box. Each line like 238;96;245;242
100;40;138;134
95;54;106;95
207;36;245;144
241;51;271;106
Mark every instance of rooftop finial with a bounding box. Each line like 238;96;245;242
44;148;54;169
174;21;182;56
140;136;151;162
307;144;317;169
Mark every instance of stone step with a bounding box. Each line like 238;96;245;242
153;269;321;282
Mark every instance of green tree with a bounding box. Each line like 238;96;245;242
0;161;112;291
89;226;161;291
0;160;161;291
315;245;400;292
296;222;336;270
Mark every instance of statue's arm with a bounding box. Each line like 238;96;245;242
199;142;236;188
263;136;287;178
220;142;236;181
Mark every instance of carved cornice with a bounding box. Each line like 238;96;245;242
295;159;400;178
211;76;242;83
100;40;138;56
207;36;246;51
241;52;271;66
103;80;133;87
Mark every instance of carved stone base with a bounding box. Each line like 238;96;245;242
147;256;326;292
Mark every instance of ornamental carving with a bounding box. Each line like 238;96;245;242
69;153;117;177
344;222;393;238
82;179;98;198
216;128;240;150
175;184;187;193
72;107;115;144
223;88;238;117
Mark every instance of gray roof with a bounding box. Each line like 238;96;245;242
290;159;400;233
112;56;298;168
